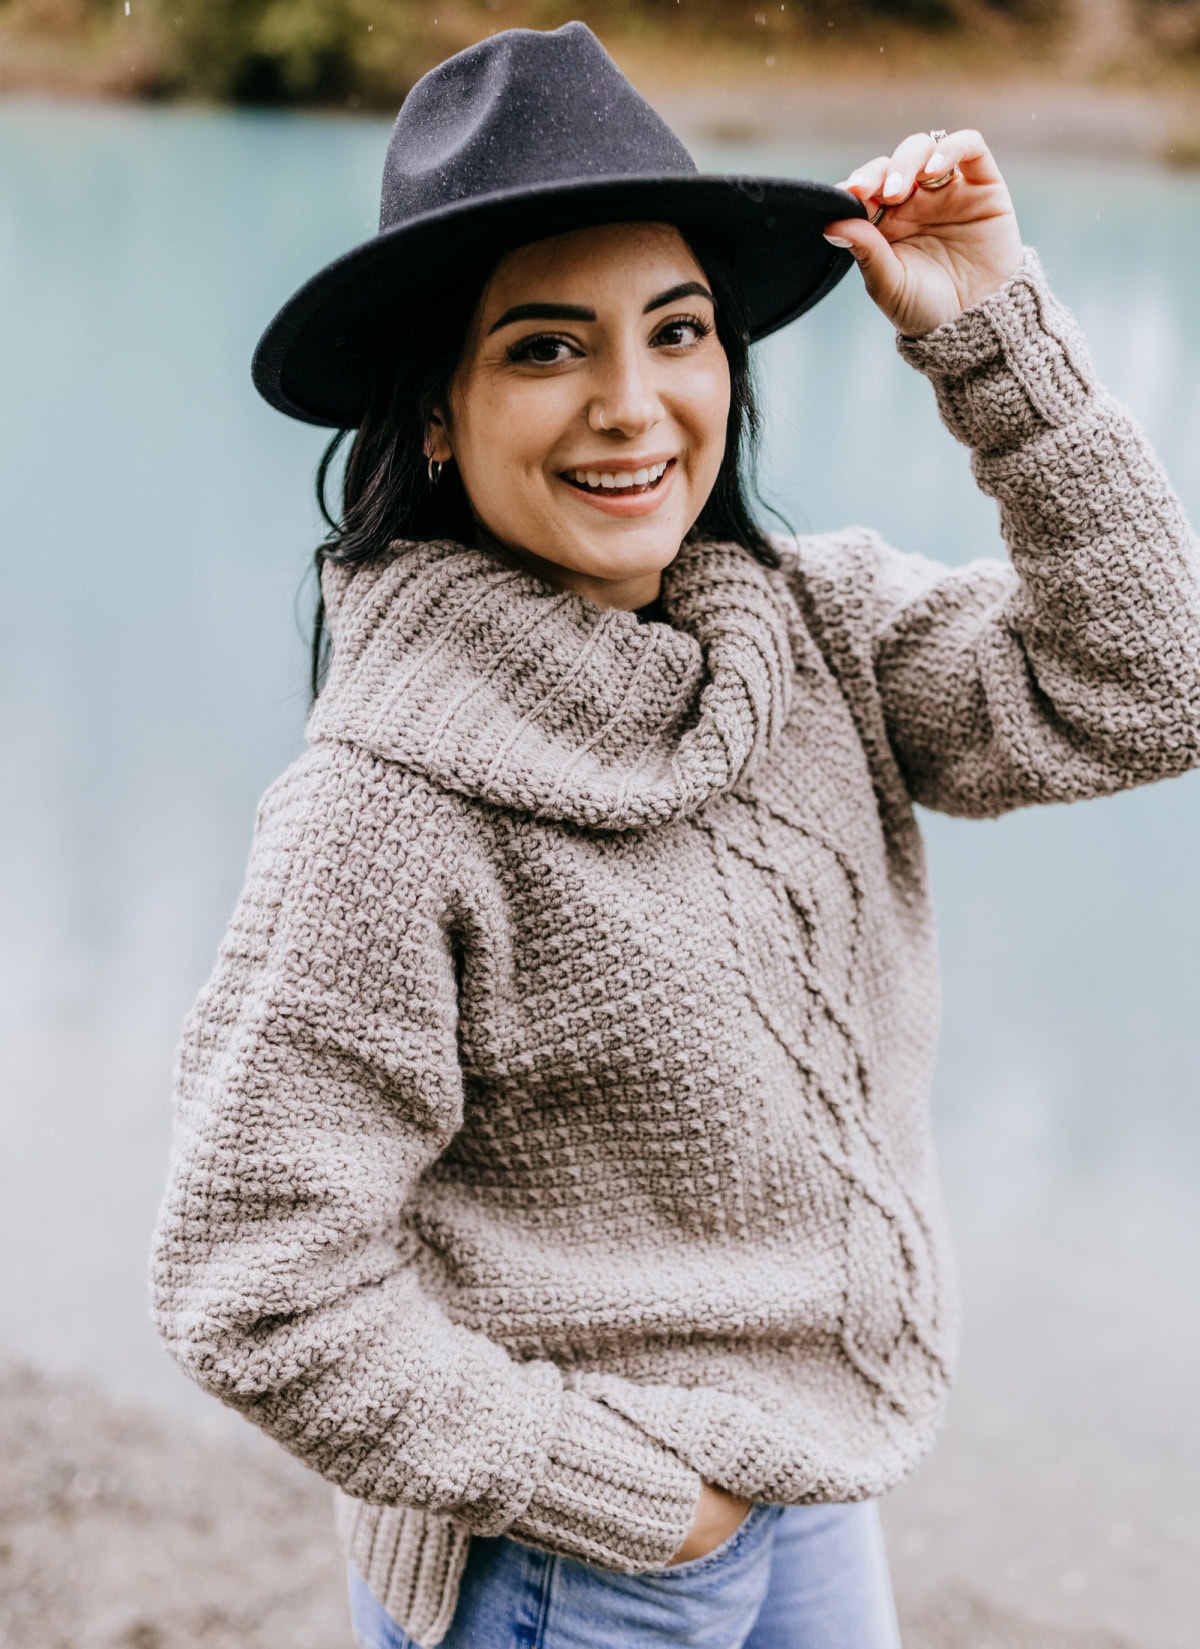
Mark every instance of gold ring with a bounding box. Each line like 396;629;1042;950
870;127;957;221
920;131;958;191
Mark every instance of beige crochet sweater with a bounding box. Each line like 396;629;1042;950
150;250;1200;1647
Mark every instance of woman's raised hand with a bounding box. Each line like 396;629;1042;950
823;129;1023;338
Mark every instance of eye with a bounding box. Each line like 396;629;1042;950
655;313;714;348
505;334;579;366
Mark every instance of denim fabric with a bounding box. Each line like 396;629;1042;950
347;1500;902;1649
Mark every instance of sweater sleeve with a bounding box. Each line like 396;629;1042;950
148;744;702;1570
780;247;1200;819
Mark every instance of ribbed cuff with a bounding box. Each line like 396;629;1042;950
503;1386;703;1571
896;246;1099;451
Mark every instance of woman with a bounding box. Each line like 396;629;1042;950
150;20;1200;1649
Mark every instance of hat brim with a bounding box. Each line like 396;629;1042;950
251;174;868;428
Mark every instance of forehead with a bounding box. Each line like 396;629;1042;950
480;221;704;309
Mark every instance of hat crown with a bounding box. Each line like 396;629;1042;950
379;21;697;232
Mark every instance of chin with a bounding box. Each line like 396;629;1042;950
576;544;679;583
577;532;678;572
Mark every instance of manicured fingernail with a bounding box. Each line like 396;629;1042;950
823;234;854;248
883;171;905;197
925;152;948;173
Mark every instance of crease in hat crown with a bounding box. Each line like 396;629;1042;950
250;18;865;427
379;23;697;230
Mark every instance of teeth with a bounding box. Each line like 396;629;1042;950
568;460;669;492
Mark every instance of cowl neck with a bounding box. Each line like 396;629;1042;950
306;534;796;832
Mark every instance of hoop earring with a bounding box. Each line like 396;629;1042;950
427;456;445;485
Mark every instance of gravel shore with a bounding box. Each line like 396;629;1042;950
629;64;1200;168
1;1353;1140;1649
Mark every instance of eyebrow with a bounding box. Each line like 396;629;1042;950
486;280;714;335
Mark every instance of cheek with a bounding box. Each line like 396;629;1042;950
471;381;568;473
455;393;567;530
684;357;732;451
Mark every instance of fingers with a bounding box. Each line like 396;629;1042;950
835;128;1002;218
880;131;942;204
819;215;907;313
919;127;1002;188
836;134;937;216
835;155;890;208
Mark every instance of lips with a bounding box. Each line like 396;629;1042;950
562;458;674;497
559;457;678;517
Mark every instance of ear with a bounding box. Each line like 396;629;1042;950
425;408;454;465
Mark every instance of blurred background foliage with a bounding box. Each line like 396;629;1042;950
2;0;1199;107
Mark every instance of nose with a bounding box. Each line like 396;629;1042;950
587;336;660;437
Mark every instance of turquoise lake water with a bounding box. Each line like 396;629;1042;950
1;95;1198;1638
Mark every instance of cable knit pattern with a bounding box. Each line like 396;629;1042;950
150;250;1200;1648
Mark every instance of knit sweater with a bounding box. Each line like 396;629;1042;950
150;248;1200;1648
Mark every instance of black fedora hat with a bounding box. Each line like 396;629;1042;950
251;20;865;428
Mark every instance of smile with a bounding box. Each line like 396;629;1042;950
563;459;671;496
558;458;678;517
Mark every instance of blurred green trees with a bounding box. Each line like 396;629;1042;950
141;0;1067;103
156;0;428;103
2;0;1197;105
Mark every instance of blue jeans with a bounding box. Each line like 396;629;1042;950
347;1500;902;1648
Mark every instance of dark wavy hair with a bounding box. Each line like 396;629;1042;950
308;223;790;701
